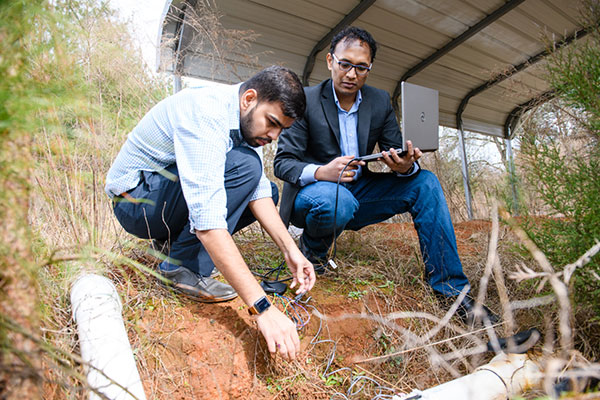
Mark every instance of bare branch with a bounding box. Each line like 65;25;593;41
500;207;573;355
563;240;600;284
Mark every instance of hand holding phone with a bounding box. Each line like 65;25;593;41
355;149;407;162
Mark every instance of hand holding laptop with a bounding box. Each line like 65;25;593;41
356;141;422;173
357;82;438;163
380;141;422;174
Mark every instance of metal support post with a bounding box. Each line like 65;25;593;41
458;127;473;220
505;136;519;215
173;74;182;93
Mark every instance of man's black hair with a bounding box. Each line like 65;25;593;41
329;26;377;62
240;66;306;119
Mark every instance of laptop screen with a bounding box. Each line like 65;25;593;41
401;81;439;152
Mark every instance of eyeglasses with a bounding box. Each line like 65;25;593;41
331;53;372;76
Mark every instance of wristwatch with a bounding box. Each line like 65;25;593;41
248;296;271;316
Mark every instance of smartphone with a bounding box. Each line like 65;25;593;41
355;149;407;162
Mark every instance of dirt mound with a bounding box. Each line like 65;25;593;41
125;221;498;398
138;290;381;399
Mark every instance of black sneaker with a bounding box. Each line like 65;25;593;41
456;296;500;326
439;294;500;326
159;266;237;303
298;237;327;275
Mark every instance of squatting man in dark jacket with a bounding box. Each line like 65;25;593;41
274;27;498;325
106;66;316;360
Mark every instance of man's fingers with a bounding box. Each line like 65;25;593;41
293;268;305;292
294;279;305;294
339;170;354;182
267;337;277;354
275;331;299;360
414;148;422;160
389;148;403;162
257;309;301;361
306;267;316;290
275;342;288;359
296;273;309;293
297;265;315;293
284;340;295;360
285;330;300;360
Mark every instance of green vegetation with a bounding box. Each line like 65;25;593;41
1;1;84;396
1;0;169;397
517;2;600;329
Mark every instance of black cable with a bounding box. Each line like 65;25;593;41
327;157;359;268
250;260;293;283
256;157;358;278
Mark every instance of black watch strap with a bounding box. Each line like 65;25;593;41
248;296;271;315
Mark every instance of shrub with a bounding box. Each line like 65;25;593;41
518;0;600;325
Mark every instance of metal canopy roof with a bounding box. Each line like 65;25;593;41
158;0;588;139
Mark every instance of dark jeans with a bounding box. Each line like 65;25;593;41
113;147;278;276
290;170;469;296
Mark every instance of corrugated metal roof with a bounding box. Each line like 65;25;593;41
158;0;589;138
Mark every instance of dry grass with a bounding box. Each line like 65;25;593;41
19;2;599;398
31;126;600;399
229;200;600;399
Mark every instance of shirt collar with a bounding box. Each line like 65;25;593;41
331;80;362;114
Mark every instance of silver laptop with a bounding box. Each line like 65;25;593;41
357;82;438;161
401;81;439;153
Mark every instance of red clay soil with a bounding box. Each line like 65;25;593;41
138;299;273;399
135;221;493;399
137;292;376;399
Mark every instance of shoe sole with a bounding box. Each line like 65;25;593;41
159;280;238;303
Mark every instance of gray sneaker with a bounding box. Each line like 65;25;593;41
159;266;237;303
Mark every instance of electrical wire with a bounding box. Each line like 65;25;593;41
272;293;311;330
248;159;399;399
328;157;359;267
250;157;357;278
250;260;293;283
298;298;398;400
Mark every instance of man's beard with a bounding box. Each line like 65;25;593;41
240;106;258;147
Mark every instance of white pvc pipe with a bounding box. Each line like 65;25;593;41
71;274;147;400
394;353;541;400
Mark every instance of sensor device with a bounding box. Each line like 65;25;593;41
260;280;287;295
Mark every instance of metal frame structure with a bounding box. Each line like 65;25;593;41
392;9;590;218
392;0;526;108
158;0;591;219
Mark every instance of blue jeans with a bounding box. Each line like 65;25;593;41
290;170;469;296
113;147;278;277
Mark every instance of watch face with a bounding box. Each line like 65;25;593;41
255;296;271;313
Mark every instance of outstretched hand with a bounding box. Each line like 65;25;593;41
256;307;300;359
